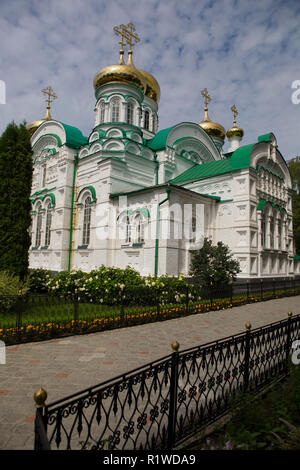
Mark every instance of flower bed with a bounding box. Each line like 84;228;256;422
1;287;297;346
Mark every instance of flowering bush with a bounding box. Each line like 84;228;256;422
144;273;196;305
30;266;191;306
28;269;52;293
75;266;143;305
47;270;86;296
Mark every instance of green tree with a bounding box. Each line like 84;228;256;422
288;157;300;254
0;122;33;279
189;238;241;287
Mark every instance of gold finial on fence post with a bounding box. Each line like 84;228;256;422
245;322;252;331
34;388;48;408
287;312;293;317
171;341;179;352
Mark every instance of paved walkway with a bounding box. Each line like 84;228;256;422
0;295;299;450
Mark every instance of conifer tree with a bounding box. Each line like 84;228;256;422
288;157;300;254
0;122;33;279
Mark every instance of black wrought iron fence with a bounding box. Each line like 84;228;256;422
1;277;300;345
34;312;300;450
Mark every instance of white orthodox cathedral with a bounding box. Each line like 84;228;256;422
27;25;300;279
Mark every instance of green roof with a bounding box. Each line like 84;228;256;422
257;199;267;211
230;143;256;170
257;198;284;212
257;133;272;143
171;139;264;184
59;122;88;149
171;159;233;183
146;126;175;151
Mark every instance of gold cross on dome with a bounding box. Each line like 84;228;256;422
41;86;57;110
231;104;238;126
113;24;128;50
124;23;140;49
113;23;140;51
201;88;211;109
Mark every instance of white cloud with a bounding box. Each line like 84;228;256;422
0;0;300;158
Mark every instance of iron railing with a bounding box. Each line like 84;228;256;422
34;312;300;450
1;277;300;345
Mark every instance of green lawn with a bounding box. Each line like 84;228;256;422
0;287;298;333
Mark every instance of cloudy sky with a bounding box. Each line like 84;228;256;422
1;0;300;159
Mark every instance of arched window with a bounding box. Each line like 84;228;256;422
100;102;105;123
278;220;282;250
35;203;42;247
126;101;134;125
111;98;120;122
126;215;131;243
134;215;144;243
82;196;92;245
144;110;150;130
44;202;52;246
152;114;156;132
261;214;266;248
270;216;274;248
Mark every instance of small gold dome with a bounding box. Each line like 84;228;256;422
27;108;52;136
226;126;244;139
138;69;160;103
199;111;226;140
93;50;147;94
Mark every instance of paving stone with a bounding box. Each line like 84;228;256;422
0;295;299;450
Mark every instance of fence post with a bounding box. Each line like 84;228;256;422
244;322;252;392
273;278;275;299
168;341;179;449
74;288;79;324
285;312;293;376
156;288;160;317
210;281;213;309
246;280;249;303
230;279;233;305
260;279;263;301
34;388;50;450
185;283;189;311
17;289;23;338
120;285;125;324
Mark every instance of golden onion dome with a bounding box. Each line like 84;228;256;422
27;108;52;136
226;125;244;139
93;50;147;94
199;108;226;140
138;69;160;103
226;105;243;139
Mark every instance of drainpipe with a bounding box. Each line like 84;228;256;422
154;187;171;277
68;153;78;271
154;152;159;185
